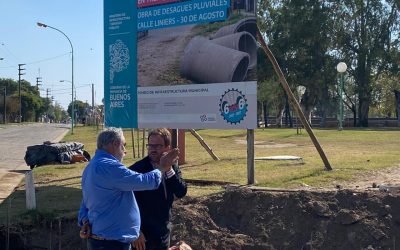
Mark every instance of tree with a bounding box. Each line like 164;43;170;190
0;78;60;122
334;0;400;126
369;72;400;117
258;0;338;125
68;100;89;123
20;92;43;122
53;102;68;122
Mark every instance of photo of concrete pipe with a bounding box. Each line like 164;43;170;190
210;31;257;70
180;36;250;83
211;17;257;39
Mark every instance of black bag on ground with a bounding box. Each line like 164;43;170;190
24;142;90;169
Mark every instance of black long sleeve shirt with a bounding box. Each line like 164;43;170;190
129;156;187;239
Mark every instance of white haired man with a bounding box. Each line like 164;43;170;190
78;127;179;250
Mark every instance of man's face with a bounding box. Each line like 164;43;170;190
113;137;126;162
147;135;170;164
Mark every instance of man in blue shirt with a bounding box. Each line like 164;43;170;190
78;127;179;250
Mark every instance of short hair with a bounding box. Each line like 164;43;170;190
97;127;124;150
148;128;171;147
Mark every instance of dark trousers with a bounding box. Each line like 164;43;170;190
132;233;170;250
88;238;131;250
146;234;170;250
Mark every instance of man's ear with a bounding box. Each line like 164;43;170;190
112;140;119;148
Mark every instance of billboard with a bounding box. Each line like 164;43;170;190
104;0;258;129
104;0;138;128
138;81;257;128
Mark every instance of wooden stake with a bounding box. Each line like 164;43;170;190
142;129;145;157
247;129;255;184
131;129;136;158
257;28;333;171
189;129;220;161
136;129;140;158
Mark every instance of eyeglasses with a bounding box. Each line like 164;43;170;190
146;144;165;150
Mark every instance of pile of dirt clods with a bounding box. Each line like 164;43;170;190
171;187;400;250
2;187;400;250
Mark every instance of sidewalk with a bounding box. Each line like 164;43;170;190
0;127;69;204
0;166;28;203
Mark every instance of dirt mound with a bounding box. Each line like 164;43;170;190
171;188;400;249
2;188;400;249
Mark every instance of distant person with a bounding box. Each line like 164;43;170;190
130;128;187;250
78;127;179;250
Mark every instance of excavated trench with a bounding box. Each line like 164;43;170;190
1;188;400;249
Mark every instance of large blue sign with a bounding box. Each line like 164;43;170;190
138;0;230;31
104;0;138;128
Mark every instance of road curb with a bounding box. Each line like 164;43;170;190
0;127;70;204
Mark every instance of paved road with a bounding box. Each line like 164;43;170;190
0;123;69;202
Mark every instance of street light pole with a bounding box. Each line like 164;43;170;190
60;80;75;129
2;87;5;124
1;59;5;124
37;22;74;134
18;63;26;123
336;62;347;131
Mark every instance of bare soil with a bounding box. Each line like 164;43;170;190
171;187;400;250
138;25;194;86
2;129;400;249
2;180;400;249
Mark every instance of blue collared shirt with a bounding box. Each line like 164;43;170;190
78;149;161;243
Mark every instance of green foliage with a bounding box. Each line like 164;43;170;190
54;102;68;121
370;72;400;117
193;12;245;36
0;78;67;122
334;0;400;126
258;0;338;122
68;100;89;122
258;0;400;126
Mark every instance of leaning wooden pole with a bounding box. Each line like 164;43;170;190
189;129;220;161
131;129;136;158
257;28;333;171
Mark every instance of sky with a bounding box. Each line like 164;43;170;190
0;0;104;109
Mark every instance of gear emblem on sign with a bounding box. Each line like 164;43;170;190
219;88;248;124
109;39;130;84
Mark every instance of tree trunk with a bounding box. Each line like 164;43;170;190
284;95;292;127
356;52;370;127
395;90;400;125
358;97;370;127
276;106;284;127
319;88;327;128
352;104;357;127
257;101;262;128
263;102;268;127
301;90;316;126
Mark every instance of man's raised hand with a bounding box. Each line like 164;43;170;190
159;148;179;173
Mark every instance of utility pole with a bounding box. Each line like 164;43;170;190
36;77;42;91
2;87;5;124
18;64;26;123
91;83;95;109
46;88;50;99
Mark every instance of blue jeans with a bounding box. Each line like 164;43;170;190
88;238;131;250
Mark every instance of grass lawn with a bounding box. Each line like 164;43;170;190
1;126;400;223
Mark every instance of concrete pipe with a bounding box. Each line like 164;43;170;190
211;31;257;69
181;36;249;83
212;17;257;39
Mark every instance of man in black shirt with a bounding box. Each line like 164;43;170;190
130;128;187;250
